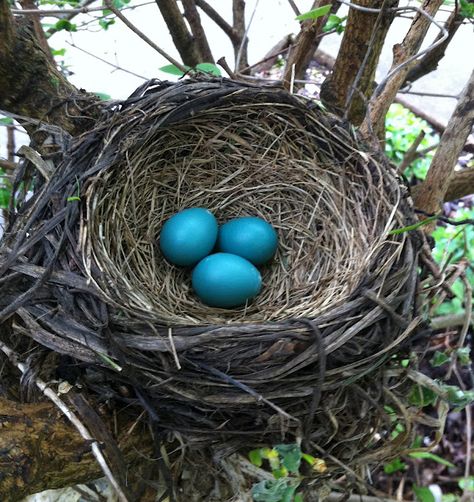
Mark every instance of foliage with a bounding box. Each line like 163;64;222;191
159;62;222;77
385;103;438;181
459;0;474;18
249;445;327;501
295;5;331;21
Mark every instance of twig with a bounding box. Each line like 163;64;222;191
287;0;300;16
217;56;237;79
430;312;470;330
11;1;155;17
235;0;260;71
398;130;425;173
0;159;17;171
195;0;236;41
104;0;187;73
0;340;130;502
66;41;148;80
398;89;460;99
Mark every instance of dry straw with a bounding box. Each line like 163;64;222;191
0;78;433;481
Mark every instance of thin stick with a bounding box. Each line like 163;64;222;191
11;1;155;16
104;0;187;73
0;340;130;502
398;130;425;173
66;41;148;80
235;0;260;71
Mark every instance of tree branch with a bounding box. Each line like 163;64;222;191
413;68;474;214
233;0;248;71
403;3;466;86
154;0;201;67
320;0;397;125
0;0;100;136
282;0;333;89
195;0;237;42
360;0;445;139
0;395;154;500
182;0;214;63
18;0;54;63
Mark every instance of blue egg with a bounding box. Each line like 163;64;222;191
217;216;278;265
192;253;262;308
160;208;218;266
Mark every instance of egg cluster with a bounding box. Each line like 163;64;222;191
159;208;278;308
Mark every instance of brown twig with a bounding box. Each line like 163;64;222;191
66;41;149;80
413;67;474;217
398;129;425;173
105;0;187;72
195;0;237;41
182;0;214;63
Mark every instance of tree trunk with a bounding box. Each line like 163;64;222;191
0;396;153;500
282;0;333;88
0;0;99;137
320;0;398;124
413;67;474;216
360;0;445;139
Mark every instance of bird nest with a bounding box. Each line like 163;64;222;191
0;78;427;480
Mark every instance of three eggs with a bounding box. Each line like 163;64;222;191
159;208;278;308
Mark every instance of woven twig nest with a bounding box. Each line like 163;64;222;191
0;78;424;476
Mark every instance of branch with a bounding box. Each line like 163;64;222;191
403;5;464;86
320;0;397;125
359;0;445;139
195;0;237;42
18;0;54;62
106;0;188;72
413;67;474;214
282;0;333;89
0;0;100;136
233;0;248;71
182;0;214;63
154;0;201;67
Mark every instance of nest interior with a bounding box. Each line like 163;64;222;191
0;78;424;474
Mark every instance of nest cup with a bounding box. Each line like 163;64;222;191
1;79;422;476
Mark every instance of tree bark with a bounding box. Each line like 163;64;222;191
0;396;152;501
232;0;248;71
155;0;203;67
320;0;398;125
0;0;99;137
360;0;445;139
413;67;474;215
402;5;465;86
282;0;333;89
182;0;214;63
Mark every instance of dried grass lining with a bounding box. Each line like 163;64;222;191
0;78;424;476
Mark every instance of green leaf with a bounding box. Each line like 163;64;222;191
408;452;455;468
413;485;436;502
249;449;263;467
0;117;13;125
460;0;474;17
443;385;474;409
94;92;111;101
430;350;451;367
53;19;77;32
384;458;407;474
302;453;316;465
295;5;331;21
99;18;115;30
281;485;298;502
294;494;304;502
272;467;289;479
252;479;292;502
458;476;474;491
456;347;471;366
408;385;438;407
51;47;66;56
159;64;190;76
195;62;221;76
0;187;11;209
441;494;458;502
275;444;302;474
389;215;439;235
323;14;345;33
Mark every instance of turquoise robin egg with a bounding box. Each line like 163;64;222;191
192;253;262;308
217;216;278;265
159;208;218;266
